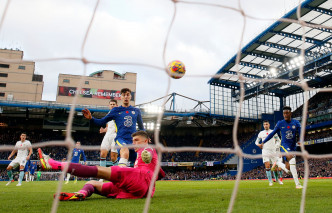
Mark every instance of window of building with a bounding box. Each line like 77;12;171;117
0;64;9;68
18;65;26;70
63;79;70;83
85;81;89;85
0;73;8;77
0;83;6;87
0;93;5;97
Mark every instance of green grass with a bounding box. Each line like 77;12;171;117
1;179;331;213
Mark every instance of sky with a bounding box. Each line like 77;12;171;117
0;0;302;110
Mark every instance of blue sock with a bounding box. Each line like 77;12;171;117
266;169;272;183
7;170;13;181
19;170;24;184
278;170;283;178
100;158;106;167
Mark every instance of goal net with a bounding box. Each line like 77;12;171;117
0;0;331;213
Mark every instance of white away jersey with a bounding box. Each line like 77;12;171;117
15;140;31;158
255;129;280;151
106;120;117;136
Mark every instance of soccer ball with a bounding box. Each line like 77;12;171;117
167;60;186;79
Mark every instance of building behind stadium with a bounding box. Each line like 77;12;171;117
0;48;137;106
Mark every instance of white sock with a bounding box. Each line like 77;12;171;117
31;176;34;181
66;173;71;181
276;160;289;173
25;174;28;181
289;158;300;186
118;158;128;167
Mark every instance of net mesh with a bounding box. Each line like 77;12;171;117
0;0;331;213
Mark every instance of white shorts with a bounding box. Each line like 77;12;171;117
9;157;27;168
101;133;117;153
262;149;279;164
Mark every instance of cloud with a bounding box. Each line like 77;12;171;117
0;0;296;108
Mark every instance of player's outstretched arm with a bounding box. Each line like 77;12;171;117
27;147;33;160
8;149;17;160
82;108;92;120
89;110;114;127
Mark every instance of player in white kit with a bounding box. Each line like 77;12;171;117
99;100;118;181
6;133;33;186
255;121;283;186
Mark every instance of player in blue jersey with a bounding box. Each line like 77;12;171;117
24;159;31;182
262;106;302;189
29;161;37;181
82;88;145;167
65;141;87;184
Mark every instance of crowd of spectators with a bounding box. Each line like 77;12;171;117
163;169;232;180
306;129;332;141
242;158;332;180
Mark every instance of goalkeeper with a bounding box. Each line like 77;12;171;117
38;131;165;200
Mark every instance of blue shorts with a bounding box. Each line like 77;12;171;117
30;170;36;175
115;137;132;147
280;143;296;153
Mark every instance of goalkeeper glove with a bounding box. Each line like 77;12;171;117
141;149;152;164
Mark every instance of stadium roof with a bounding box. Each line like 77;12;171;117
209;0;332;99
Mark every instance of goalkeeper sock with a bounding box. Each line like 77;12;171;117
19;170;24;184
278;170;283;181
100;158;106;167
274;171;279;181
48;159;98;178
7;170;13;181
78;184;95;197
266;169;272;183
289;158;300;185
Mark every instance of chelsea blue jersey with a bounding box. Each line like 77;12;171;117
71;148;87;163
91;105;144;144
29;163;37;174
263;119;301;152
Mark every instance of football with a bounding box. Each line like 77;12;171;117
167;60;186;79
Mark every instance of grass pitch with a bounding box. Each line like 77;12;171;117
1;179;331;213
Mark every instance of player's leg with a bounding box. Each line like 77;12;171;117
6;164;15;185
110;151;118;165
265;162;273;186
118;147;129;167
286;155;302;188
100;149;108;167
65;173;70;184
99;136;112;182
17;165;25;186
115;139;130;167
57;181;120;201
276;145;291;173
38;148;111;180
100;134;110;167
110;138;118;166
278;167;283;182
262;150;273;186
